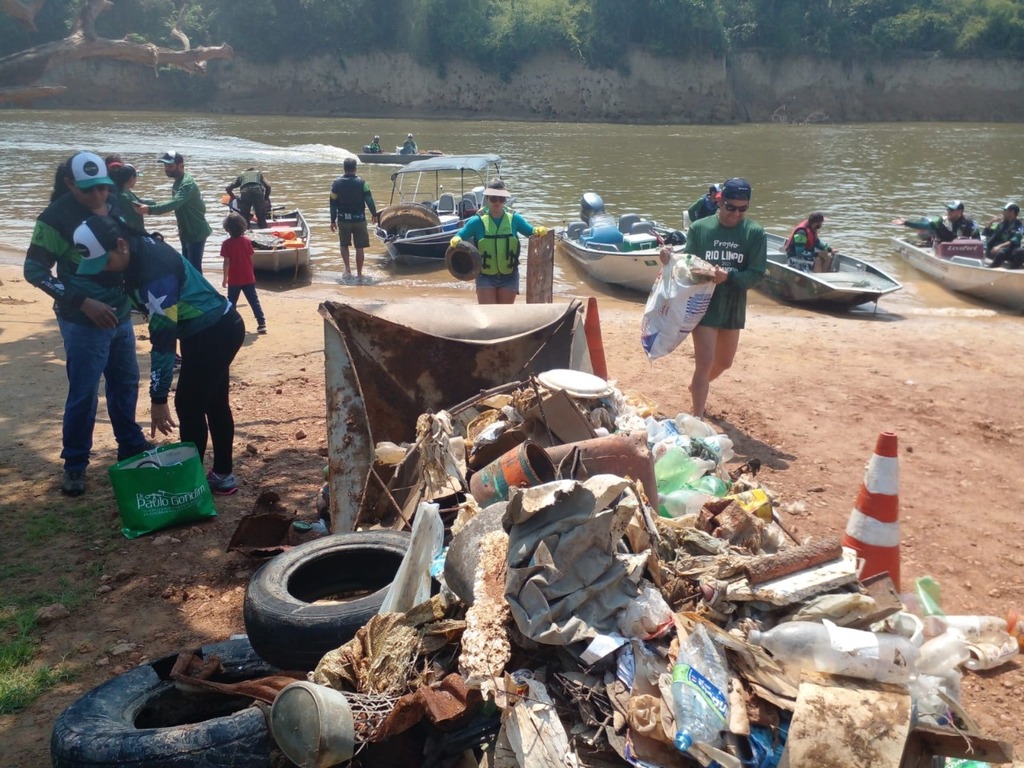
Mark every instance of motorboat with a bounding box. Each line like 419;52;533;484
248;210;310;274
357;150;446;165
891;236;1024;311
374;154;504;267
556;193;686;294
759;233;902;309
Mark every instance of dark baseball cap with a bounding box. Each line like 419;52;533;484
721;177;752;201
72;215;123;275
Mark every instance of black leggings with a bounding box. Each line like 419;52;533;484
176;309;245;474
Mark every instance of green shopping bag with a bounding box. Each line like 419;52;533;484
109;442;217;539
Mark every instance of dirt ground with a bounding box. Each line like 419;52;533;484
1;255;1022;766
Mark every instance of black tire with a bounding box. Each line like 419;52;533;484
243;531;411;671
378;204;441;236
51;638;275;768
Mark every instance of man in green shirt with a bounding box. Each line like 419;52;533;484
661;177;767;419
137;151;213;273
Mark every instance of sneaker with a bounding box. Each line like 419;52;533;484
256;324;267;335
118;441;156;462
207;471;238;495
61;469;86;496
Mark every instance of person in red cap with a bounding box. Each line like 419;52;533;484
660;177;767;419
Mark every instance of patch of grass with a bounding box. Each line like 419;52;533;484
23;502;107;543
0;562;43;582
0;661;72;714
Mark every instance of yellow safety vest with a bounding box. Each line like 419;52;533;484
478;211;519;276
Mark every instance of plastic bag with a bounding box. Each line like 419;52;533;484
640;258;715;361
108;442;216;539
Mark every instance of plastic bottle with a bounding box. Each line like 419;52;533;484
939;615;1007;640
748;620;919;684
674;413;717;438
916;631;970;676
692;434;735;464
694;473;731;497
655;447;715;495
659;488;711;518
671;623;728;752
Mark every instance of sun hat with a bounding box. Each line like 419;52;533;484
72;215;123;275
483;180;511;199
945;199;964;211
70;152;113;190
721;177;752;201
157;150;184;165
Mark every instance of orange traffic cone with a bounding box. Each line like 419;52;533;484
842;431;901;589
584;296;608;380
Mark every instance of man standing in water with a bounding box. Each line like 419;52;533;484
660;177;766;419
136;151;213;273
329;157;378;281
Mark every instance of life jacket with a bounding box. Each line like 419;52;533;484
333;174;367;218
238;169;263;189
478;211;519;275
783;220;819;257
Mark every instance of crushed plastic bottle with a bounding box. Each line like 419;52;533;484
748;620;919;684
670;624;728;753
916;631;969;676
673;413;717;438
659;488;711;518
694;473;730;497
655;447;715;495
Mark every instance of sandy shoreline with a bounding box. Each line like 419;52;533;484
2;249;1023;760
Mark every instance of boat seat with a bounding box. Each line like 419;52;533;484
566;222;586;239
618;213;641;233
631;220;656;236
437;193;456;216
458;193;478;218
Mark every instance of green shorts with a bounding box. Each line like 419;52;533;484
337;221;370;248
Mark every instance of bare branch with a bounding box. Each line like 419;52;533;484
1;0;46;30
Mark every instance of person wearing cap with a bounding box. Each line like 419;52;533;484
367;135;382;154
111;164;153;233
400;133;418;155
449;179;548;305
329;157;378;280
224;167;272;230
136;151;213;273
72;215;246;495
892;200;980;244
687;184;722;223
23;152;151;495
983;203;1024;269
784;211;835;272
659;177;767;419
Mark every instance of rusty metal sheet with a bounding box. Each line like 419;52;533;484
320;301;585;532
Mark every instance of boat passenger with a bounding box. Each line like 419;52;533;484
687;184;721;223
658;177;767;420
892;200;980;244
367;136;382;154
984;202;1024;269
400;133;418;155
784;211;834;272
329;157;378;280
225;167;272;230
449;179;548;305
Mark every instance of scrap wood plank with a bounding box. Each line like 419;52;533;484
526;230;554;304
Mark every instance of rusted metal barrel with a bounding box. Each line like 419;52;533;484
544;432;656;501
469;441;556;506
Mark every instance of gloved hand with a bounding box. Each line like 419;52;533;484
533;226;549;238
450;236;461;248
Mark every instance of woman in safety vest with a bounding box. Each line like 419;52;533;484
450;180;547;305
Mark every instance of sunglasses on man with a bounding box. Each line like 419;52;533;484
722;202;749;213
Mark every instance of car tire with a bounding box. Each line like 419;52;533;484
243;531;411;671
51;638;275;768
378;204;441;237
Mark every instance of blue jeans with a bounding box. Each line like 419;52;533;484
58;316;147;472
227;284;266;326
181;240;206;273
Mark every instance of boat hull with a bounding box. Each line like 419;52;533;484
357;152;446;165
251;210;310;274
759;234;901;308
557;234;668;294
891;237;1024;311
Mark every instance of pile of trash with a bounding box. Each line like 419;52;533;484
270;372;1017;767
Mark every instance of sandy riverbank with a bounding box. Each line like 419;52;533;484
1;252;1022;762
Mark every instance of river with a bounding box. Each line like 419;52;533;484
3;109;1022;314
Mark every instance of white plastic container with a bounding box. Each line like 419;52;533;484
748;620;919;684
916;631;969;676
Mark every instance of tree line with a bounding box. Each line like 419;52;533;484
3;0;1022;73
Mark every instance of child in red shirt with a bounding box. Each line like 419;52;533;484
220;213;266;334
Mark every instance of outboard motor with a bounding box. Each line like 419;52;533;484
580;192;616;230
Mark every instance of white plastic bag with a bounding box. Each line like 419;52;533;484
640;258;715;361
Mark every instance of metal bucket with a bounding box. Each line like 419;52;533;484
270;681;355;768
469;440;556;506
